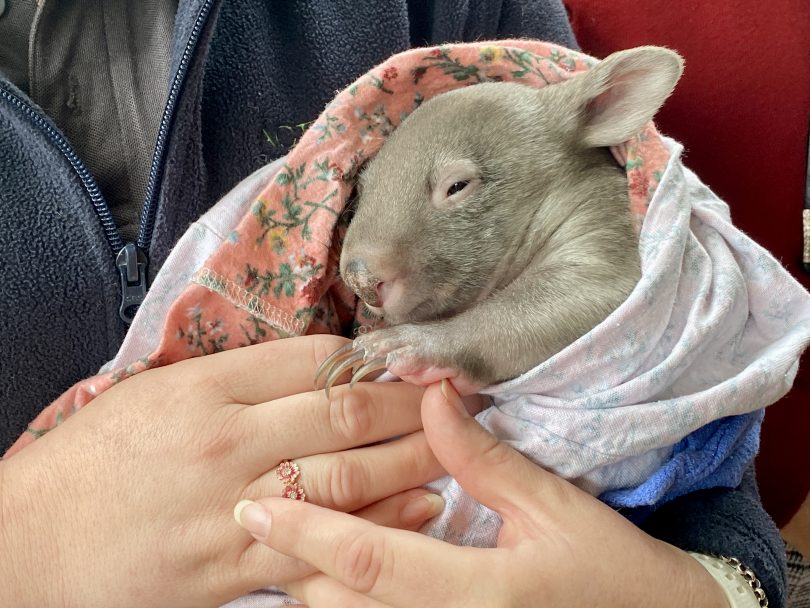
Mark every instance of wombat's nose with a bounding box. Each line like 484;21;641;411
344;259;385;307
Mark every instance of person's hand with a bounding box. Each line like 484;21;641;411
236;380;731;608
0;336;446;607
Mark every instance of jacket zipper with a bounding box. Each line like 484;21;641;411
0;84;124;254
0;0;215;325
0;83;147;323
137;0;215;250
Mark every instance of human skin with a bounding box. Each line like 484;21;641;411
0;335;445;607
237;381;730;608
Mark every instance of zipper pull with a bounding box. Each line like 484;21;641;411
116;243;149;324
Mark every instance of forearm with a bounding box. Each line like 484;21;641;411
648;540;731;608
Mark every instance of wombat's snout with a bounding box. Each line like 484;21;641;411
344;259;387;308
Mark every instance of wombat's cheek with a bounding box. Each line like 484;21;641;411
376;279;414;322
383;281;459;325
377;281;399;309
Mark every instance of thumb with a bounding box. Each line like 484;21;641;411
422;380;568;516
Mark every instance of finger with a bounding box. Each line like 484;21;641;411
353;489;445;531
421;381;574;518
245;431;444;512
284;573;389;608
236;381;425;473
181;334;352;405
234;498;480;607
236;490;444;588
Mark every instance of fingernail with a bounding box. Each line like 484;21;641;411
400;493;445;524
234;500;271;538
441;379;469;417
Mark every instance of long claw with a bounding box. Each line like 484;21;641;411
314;342;356;389
349;357;388;388
325;351;366;398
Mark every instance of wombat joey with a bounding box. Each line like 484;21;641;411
316;46;684;395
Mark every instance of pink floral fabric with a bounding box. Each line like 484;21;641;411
5;40;669;457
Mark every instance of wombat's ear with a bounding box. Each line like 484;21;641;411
573;46;683;147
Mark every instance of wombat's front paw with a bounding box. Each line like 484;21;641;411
314;325;485;396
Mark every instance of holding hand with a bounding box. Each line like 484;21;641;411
237;381;730;608
0;336;443;607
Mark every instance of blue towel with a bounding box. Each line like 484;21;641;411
601;410;764;520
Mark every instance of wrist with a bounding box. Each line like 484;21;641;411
640;540;730;608
677;547;733;608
